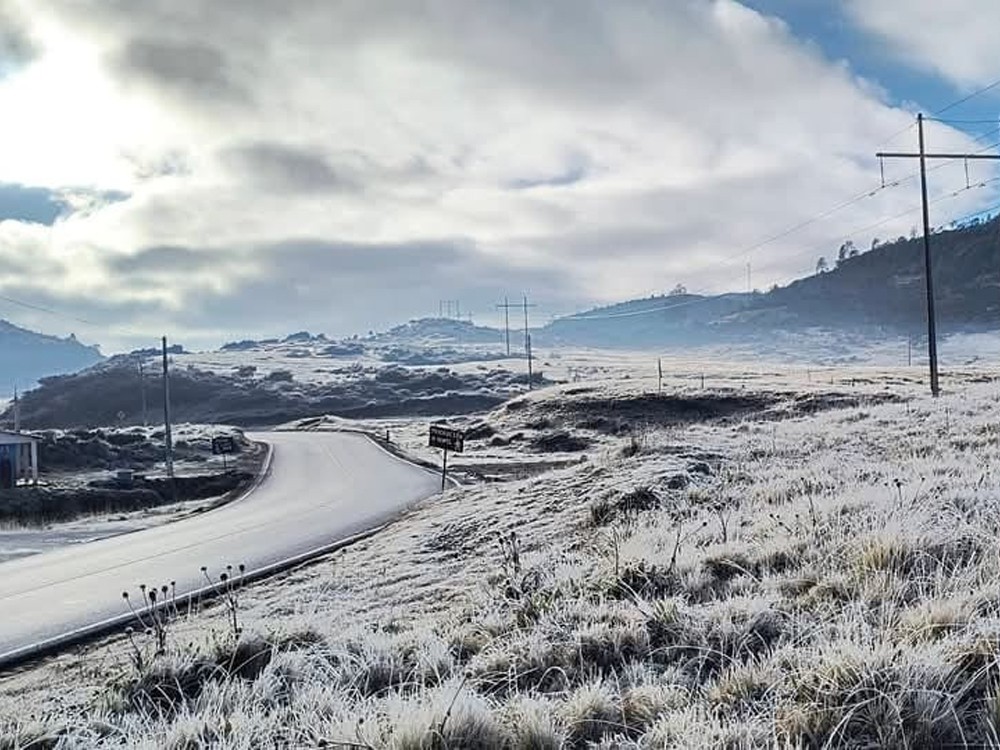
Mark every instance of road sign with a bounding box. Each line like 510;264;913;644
212;436;237;455
429;425;464;453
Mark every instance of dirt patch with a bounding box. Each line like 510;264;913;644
530;431;592;453
590;487;663;526
559;392;778;426
787;392;903;414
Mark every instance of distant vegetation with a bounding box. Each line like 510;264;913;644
0;361;540;428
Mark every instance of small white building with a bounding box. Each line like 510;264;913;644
0;431;39;489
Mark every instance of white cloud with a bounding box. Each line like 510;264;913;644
846;0;1000;89
0;0;995;350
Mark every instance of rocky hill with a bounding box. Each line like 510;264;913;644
0;320;103;396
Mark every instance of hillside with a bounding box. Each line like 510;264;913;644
0;320;103;396
733;217;1000;332
540;293;752;348
2;356;535;429
536;216;1000;348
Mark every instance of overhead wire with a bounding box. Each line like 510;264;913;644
932;76;1000;117
564;175;1000;322
0;292;153;342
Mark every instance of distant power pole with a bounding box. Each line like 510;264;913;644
527;334;533;389
161;336;174;480
746;262;752;294
522;295;537;389
138;359;148;427
12;387;19;433
496;296;513;356
877;112;1000;397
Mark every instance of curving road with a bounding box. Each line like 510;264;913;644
0;431;439;667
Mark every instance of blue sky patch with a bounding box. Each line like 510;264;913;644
0;183;66;225
742;1;1000;140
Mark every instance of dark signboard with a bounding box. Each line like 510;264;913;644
429;425;465;453
212;436;237;455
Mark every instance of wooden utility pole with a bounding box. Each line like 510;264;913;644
496;297;513;356
162;336;174;480
522;295;537;389
877;113;1000;396
527;334;533;389
138;359;148;427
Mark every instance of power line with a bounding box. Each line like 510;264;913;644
927;118;1000;126
933;76;1000;117
563;176;1000;323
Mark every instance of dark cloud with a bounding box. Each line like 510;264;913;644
508;163;588;191
103;238;575;341
108;245;224;276
220;143;357;194
0;2;38;76
114;37;248;105
0;184;64;225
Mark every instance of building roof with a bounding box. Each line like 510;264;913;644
0;431;40;444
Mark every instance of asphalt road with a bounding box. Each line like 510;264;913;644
0;431;439;665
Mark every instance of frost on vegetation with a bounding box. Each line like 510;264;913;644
10;377;1000;746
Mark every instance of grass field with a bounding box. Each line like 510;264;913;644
2;366;1000;747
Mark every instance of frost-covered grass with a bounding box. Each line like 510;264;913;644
5;371;1000;747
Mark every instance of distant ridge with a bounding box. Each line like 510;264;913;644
536;215;1000;348
0;319;103;396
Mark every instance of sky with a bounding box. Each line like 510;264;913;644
0;0;999;352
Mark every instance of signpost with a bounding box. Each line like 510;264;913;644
429;425;465;490
212;435;237;472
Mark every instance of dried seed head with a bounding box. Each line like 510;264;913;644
220;573;229;583
238;564;245;574
148;590;157;603
122;591;129;599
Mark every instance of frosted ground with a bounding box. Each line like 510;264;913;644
4;361;1000;747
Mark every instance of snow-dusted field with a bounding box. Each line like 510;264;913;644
171;326;1000;395
4;366;1000;746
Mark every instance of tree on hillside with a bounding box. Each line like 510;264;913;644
836;240;857;267
816;256;829;274
669;283;687;296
